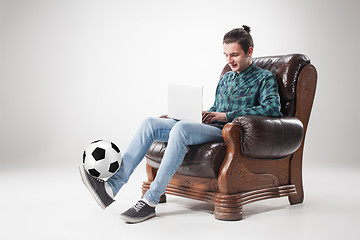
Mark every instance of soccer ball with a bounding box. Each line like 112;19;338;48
82;140;122;179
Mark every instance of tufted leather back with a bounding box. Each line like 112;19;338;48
220;54;310;116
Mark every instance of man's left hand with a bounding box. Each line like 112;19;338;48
202;111;227;123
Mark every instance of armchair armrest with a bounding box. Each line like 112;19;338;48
229;116;303;159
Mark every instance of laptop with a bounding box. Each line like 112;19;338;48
167;83;203;123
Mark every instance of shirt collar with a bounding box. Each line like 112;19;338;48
237;61;255;76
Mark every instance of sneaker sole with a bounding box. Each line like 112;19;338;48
120;212;156;223
79;166;107;209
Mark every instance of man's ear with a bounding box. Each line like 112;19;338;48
247;46;254;56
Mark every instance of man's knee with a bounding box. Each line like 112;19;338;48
169;121;192;142
141;117;159;128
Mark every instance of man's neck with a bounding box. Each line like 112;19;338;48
236;61;253;74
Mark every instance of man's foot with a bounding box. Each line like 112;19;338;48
120;200;156;223
79;166;115;209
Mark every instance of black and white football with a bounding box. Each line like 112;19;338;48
82;140;121;179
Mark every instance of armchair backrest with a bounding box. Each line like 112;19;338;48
220;54;311;116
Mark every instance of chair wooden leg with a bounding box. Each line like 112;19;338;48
213;193;243;221
159;194;167;203
214;205;243;221
289;185;304;205
288;150;304;205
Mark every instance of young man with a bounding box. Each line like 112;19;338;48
79;25;282;223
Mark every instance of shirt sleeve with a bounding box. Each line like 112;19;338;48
226;74;282;121
208;104;217;112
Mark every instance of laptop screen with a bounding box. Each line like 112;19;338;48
167;83;203;123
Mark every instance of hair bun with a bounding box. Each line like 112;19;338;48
242;25;251;33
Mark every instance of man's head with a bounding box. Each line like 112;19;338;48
223;25;254;73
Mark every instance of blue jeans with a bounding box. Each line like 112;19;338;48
107;117;224;205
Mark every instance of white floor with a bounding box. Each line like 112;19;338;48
1;162;360;240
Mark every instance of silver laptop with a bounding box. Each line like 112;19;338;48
167;83;203;123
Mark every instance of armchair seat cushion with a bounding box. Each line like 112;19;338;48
146;141;226;179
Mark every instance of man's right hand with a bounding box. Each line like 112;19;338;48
202;111;227;123
202;111;211;123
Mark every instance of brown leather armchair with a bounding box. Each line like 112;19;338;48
142;54;317;220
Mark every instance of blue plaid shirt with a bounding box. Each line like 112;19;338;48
209;62;282;122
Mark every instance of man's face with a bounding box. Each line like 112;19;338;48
223;42;253;73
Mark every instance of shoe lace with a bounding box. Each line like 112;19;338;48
94;177;104;183
133;201;145;212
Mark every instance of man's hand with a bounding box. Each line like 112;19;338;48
202;111;227;123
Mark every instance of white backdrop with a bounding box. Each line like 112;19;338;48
1;0;359;169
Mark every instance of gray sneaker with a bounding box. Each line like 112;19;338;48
79;166;115;209
120;200;156;223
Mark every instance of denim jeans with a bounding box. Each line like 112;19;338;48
106;117;224;205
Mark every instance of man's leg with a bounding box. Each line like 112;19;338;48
80;117;177;208
107;117;177;195
143;121;223;205
120;121;223;223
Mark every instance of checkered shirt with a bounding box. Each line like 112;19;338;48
209;62;282;122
